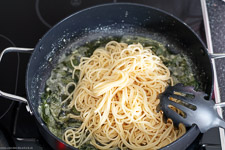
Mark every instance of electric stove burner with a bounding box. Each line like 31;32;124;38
0;34;16;48
35;0;114;28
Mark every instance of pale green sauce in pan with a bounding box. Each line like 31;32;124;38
38;36;201;149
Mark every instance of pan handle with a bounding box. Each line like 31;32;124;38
0;47;34;114
209;53;225;59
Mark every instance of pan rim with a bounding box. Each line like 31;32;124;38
26;2;213;150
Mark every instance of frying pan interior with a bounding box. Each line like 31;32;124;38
26;3;213;149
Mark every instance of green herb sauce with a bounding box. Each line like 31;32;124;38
38;36;201;149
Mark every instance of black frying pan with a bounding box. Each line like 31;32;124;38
0;3;214;150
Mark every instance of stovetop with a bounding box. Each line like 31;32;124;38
0;0;222;150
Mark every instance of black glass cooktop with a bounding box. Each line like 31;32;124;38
0;0;221;150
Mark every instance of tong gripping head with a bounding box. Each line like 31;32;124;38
158;84;221;133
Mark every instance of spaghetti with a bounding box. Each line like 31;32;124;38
63;41;186;149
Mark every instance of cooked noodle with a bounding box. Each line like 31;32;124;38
63;41;186;150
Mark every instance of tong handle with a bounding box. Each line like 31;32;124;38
215;118;225;129
214;102;225;108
